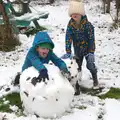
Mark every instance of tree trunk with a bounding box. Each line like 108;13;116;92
106;0;111;13
115;0;120;22
0;0;9;24
102;0;106;14
0;0;20;51
102;0;111;14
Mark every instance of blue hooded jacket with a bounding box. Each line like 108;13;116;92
22;32;67;72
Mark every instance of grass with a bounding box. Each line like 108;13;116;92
76;106;87;110
98;87;120;99
80;85;120;99
0;92;23;114
24;26;47;37
79;85;104;96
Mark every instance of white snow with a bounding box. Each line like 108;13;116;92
3;100;10;105
9;105;19;112
15;11;49;21
0;0;120;119
104;99;120;120
20;65;74;118
63;58;82;91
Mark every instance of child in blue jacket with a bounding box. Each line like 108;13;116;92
22;32;69;82
62;0;98;86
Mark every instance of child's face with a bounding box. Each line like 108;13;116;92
71;14;82;23
37;47;50;58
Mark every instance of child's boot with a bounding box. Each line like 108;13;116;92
91;73;99;87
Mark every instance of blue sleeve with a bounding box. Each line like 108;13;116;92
65;26;73;54
27;48;46;72
50;52;67;70
86;22;95;54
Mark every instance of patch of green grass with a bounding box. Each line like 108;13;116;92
0;92;23;114
77;105;87;110
99;88;120;99
80;85;104;96
80;86;120;99
0;103;12;113
24;26;47;37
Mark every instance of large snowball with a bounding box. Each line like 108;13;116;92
20;64;74;118
63;58;82;89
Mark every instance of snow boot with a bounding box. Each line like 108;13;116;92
92;73;99;87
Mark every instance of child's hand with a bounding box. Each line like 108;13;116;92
85;53;95;63
61;53;73;59
38;69;49;82
61;68;71;80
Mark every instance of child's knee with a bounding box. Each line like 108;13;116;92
86;62;97;73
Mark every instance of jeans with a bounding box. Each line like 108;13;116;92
75;48;97;74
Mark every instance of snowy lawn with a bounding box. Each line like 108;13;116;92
0;0;120;120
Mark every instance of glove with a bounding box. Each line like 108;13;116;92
61;68;71;79
85;53;95;63
61;53;73;59
37;69;49;82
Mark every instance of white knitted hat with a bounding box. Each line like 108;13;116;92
68;0;85;17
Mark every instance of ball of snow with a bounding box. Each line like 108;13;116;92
20;64;74;118
62;58;82;92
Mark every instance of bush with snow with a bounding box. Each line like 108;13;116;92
20;64;75;118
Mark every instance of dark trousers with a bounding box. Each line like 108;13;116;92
74;48;97;74
76;55;97;74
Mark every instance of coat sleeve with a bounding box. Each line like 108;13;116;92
86;22;95;54
27;49;46;72
65;25;73;54
50;52;68;70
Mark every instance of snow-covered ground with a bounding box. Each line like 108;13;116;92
0;0;120;119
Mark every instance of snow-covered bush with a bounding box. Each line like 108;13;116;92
20;64;74;118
